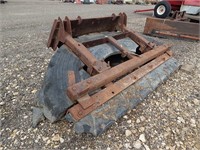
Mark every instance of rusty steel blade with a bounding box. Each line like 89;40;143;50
144;17;200;41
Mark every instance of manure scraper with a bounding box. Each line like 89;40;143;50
33;13;180;135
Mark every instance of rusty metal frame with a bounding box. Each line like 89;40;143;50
66;44;171;101
48;13;157;74
143;17;200;41
171;11;187;21
47;13;174;121
68;52;172;120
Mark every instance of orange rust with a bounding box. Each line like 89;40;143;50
144;17;199;41
68;53;172;120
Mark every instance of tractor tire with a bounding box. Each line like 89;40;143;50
154;1;171;18
36;46;82;122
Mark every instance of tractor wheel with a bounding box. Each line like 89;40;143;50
154;1;171;18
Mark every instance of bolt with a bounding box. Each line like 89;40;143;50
78;111;82;116
95;101;100;107
149;65;153;68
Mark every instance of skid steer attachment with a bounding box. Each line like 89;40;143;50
35;13;180;135
144;12;200;41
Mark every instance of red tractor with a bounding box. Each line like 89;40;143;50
154;0;200;18
135;0;200;18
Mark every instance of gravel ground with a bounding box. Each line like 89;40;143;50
1;1;200;149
